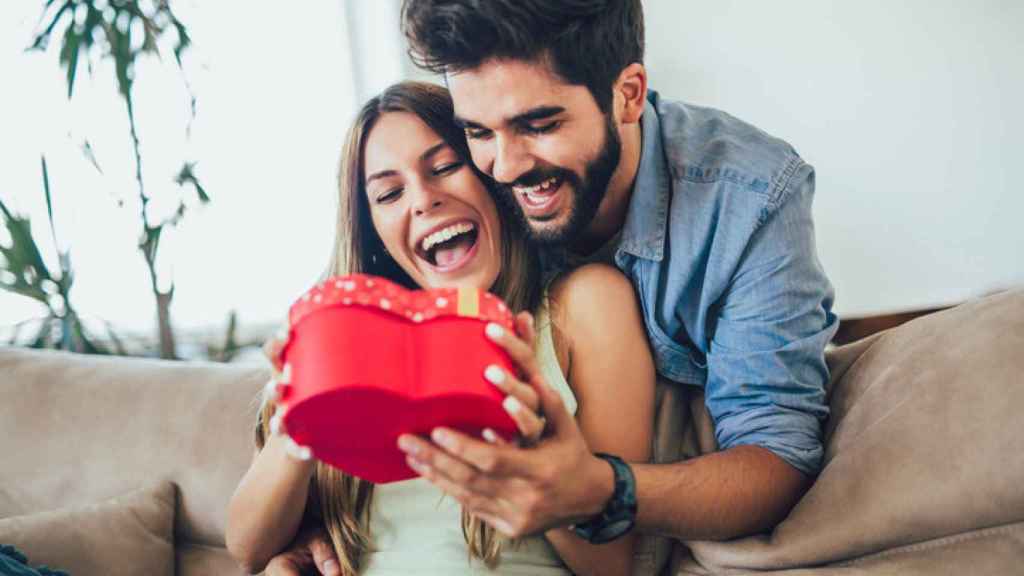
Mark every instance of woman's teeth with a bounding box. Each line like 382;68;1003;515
421;222;475;253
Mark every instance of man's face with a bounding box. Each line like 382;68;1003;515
447;58;621;246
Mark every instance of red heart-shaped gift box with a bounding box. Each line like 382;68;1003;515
276;274;519;483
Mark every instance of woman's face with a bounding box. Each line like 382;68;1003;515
363;111;503;290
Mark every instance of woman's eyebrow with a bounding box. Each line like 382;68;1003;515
365;169;397;186
420;141;449;162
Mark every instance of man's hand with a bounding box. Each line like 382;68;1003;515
396;313;615;538
263;525;340;576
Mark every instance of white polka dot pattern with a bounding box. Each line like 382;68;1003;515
288;274;514;331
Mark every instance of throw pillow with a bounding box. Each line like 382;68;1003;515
0;482;175;576
679;289;1024;572
0;545;69;576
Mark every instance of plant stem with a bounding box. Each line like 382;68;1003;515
125;93;176;359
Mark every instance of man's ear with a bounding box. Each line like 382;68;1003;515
613;62;647;125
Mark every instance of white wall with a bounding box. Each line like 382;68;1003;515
4;1;1021;343
643;0;1024;316
1;3;355;344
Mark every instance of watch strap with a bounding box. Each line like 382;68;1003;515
570;453;637;544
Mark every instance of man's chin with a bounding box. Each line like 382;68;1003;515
525;219;576;246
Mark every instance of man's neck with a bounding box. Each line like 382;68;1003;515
571;120;643;256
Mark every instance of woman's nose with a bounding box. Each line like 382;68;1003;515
412;189;444;216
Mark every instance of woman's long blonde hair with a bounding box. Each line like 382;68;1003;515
256;81;543;575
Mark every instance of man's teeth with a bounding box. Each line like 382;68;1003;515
421;222;475;252
516;177;559;195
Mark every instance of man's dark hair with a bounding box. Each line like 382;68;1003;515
401;0;645;112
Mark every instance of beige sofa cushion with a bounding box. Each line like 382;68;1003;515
673;288;1024;574
0;349;264;576
0;482;175;576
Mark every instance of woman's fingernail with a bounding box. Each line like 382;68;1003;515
503;395;522;414
485;322;504;340
484;365;506;385
397;435;419;455
269;408;284;435
494;518;515;536
482;428;499;443
284;437;312;461
432;428;454;449
407;456;427;474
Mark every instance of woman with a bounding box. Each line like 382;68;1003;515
226;82;654;575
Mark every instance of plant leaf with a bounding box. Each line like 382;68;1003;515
170;16;192;68
175;162;211;203
0;197;54;301
27;0;73;53
58;20;82;99
80;140;104;174
41;156;57;245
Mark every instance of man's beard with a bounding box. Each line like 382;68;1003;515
498;115;621;247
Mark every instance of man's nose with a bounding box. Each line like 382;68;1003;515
491;136;534;184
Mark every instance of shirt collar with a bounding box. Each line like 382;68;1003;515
617;93;670;262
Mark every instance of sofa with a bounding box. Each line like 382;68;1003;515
1;288;1022;576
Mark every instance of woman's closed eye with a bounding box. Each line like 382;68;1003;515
376;187;403;204
432;161;463;176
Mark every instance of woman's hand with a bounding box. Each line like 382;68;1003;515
264;525;341;576
263;323;290;373
479;312;548;445
261;323;314;460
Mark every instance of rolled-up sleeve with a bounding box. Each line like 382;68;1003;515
703;166;837;475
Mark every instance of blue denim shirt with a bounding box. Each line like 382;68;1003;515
610;91;837;475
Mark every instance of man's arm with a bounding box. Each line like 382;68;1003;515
635;446;809;539
631;162;834;538
399;389;808;541
398;165;835;542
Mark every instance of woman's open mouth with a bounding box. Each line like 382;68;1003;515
415;220;480;272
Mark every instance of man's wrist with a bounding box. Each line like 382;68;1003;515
571;453;638;544
581;453;616;519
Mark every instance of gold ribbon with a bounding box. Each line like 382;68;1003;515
456;286;479;317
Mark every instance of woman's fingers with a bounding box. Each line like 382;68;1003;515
514;311;536;345
481;427;508;445
504;394;547;443
485;319;542;384
483;364;544;441
484;365;539;412
262;324;290;372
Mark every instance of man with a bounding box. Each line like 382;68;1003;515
269;0;836;573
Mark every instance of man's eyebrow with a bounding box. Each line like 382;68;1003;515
453;115;481;129
454;106;566;130
510;105;565;125
365;142;450;185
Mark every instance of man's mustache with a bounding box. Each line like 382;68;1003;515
501;167;577;190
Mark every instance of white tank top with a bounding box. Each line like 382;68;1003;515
360;306;576;575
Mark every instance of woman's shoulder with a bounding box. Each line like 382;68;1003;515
546;262;646;370
548;262;637;326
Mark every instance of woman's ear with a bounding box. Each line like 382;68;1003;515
614;62;648;125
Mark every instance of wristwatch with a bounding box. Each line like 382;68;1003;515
570;453;637;544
